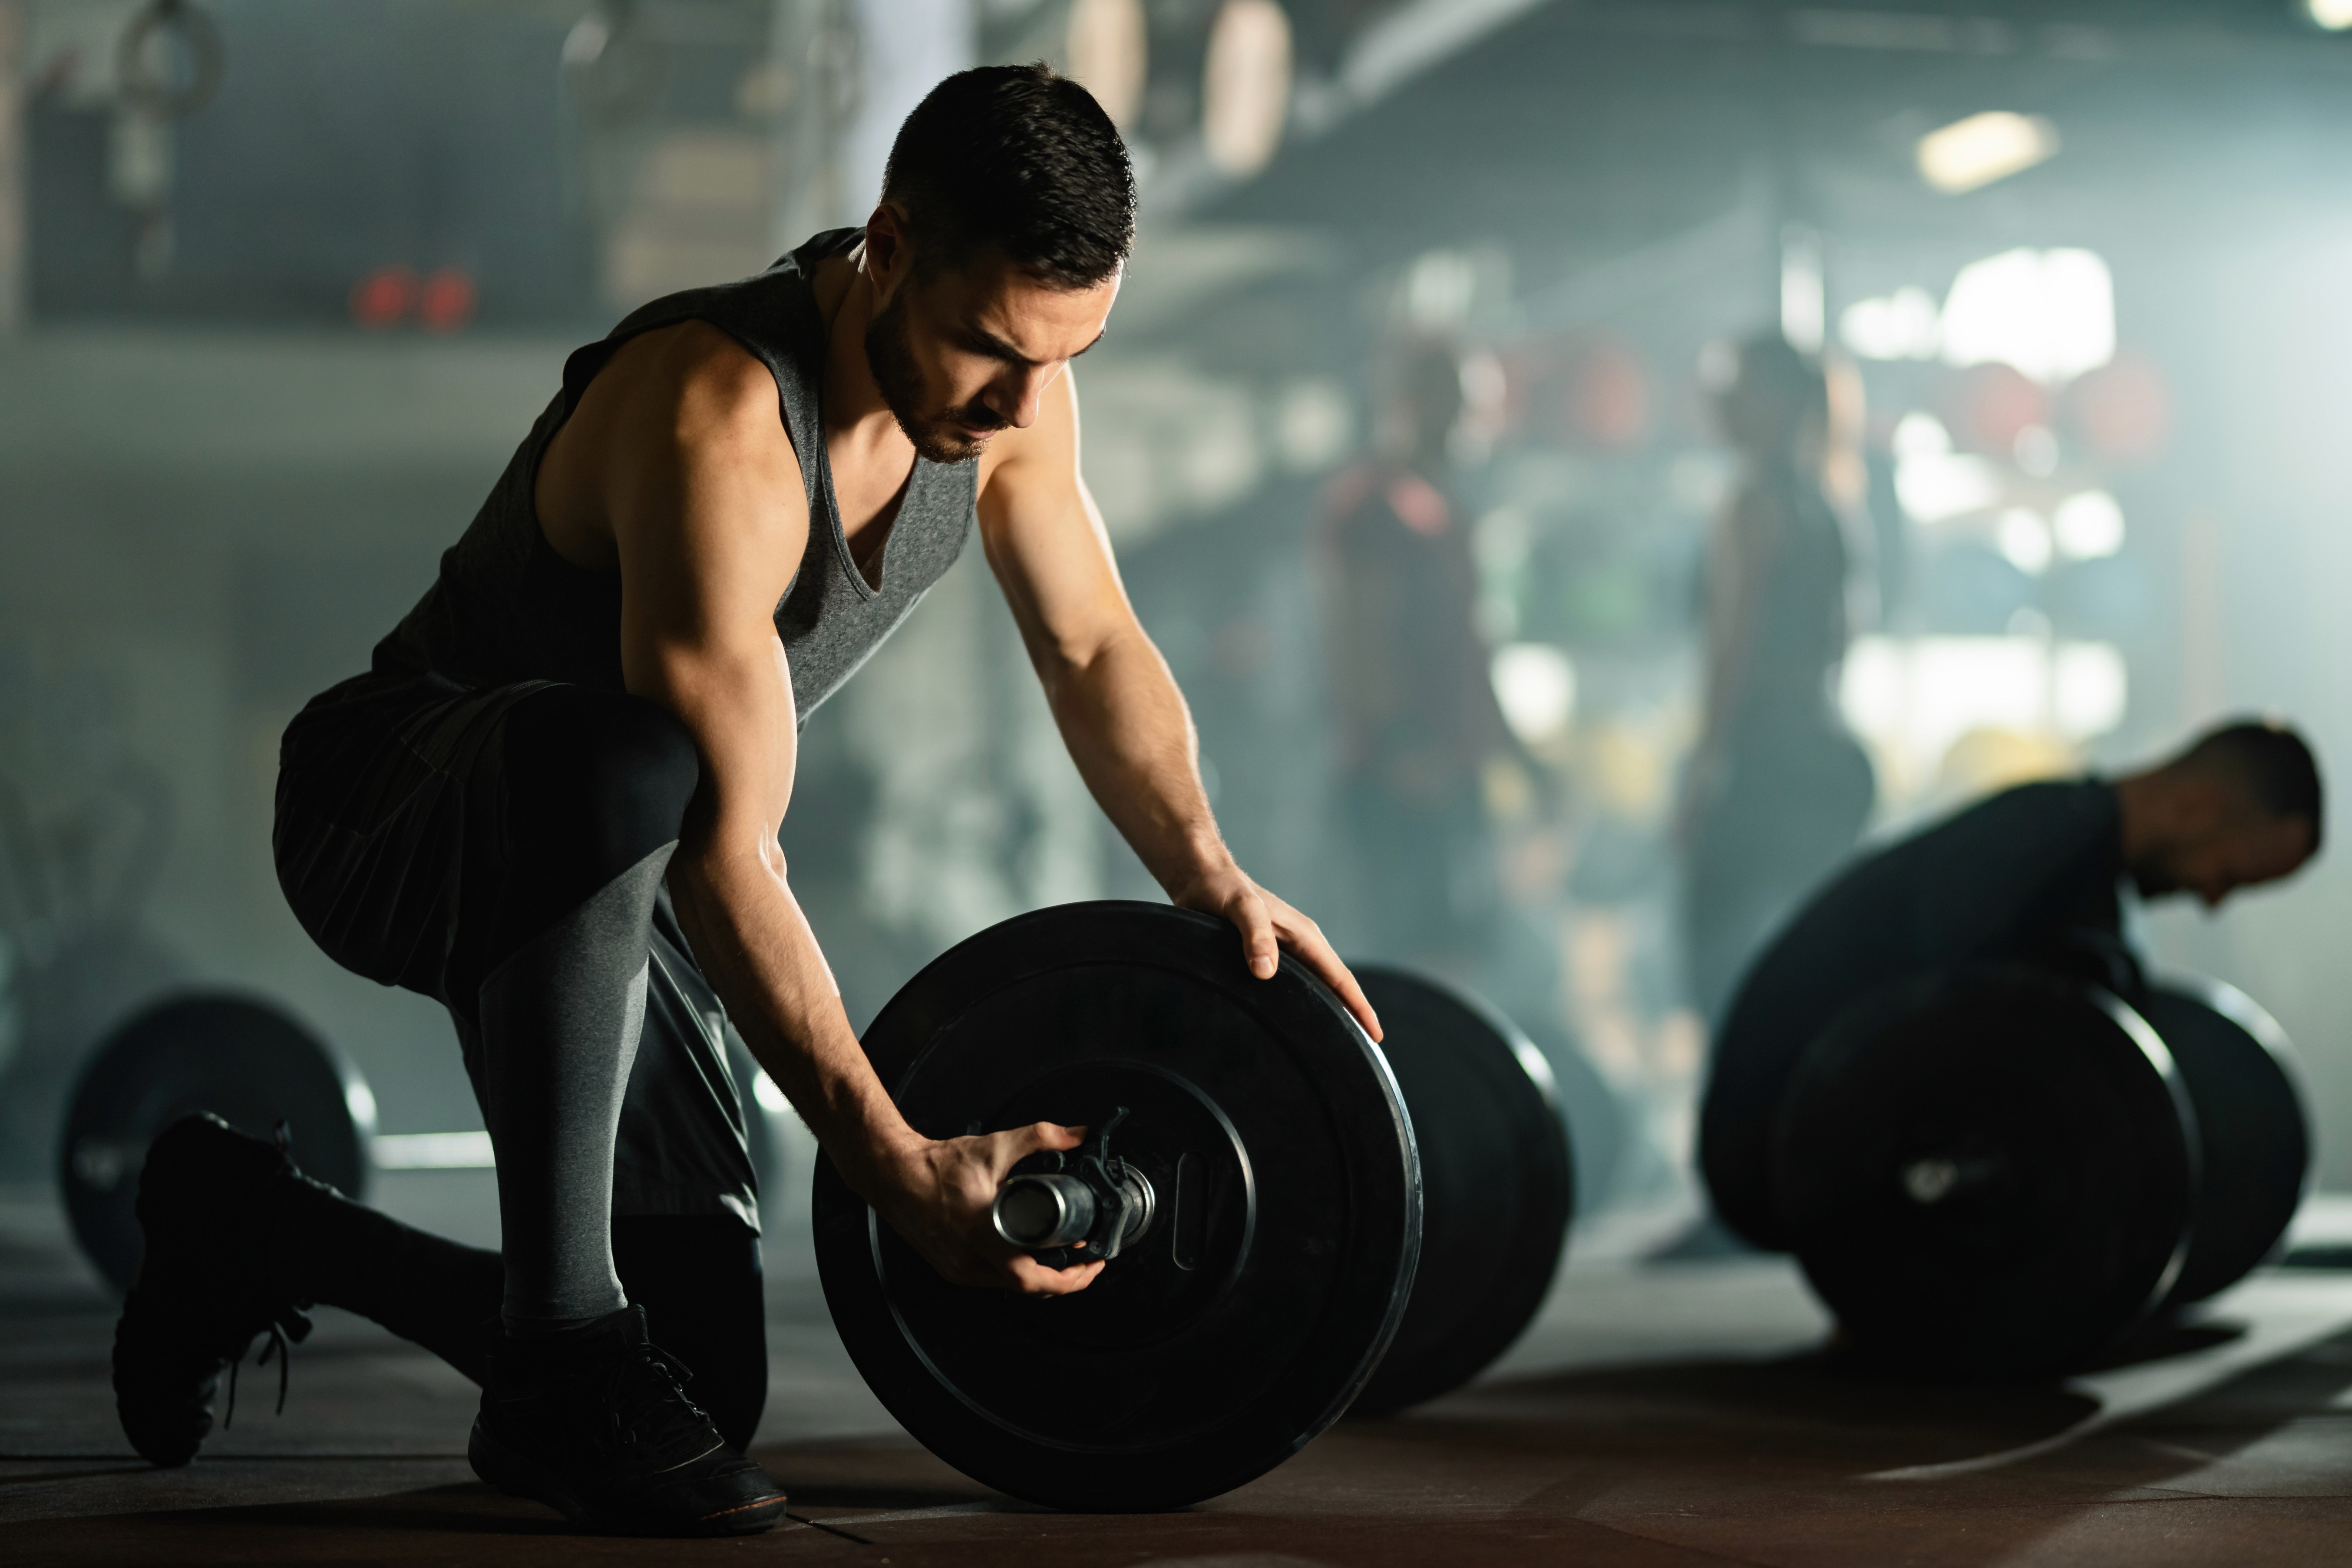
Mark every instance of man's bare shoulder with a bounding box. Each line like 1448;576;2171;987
539;320;803;574
595;320;784;449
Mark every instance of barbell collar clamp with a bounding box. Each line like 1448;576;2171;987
990;1105;1157;1264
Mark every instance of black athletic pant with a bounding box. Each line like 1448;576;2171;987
274;671;770;1445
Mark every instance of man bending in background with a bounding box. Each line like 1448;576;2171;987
1700;718;2321;1251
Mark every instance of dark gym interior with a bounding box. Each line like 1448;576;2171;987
8;1;2352;1563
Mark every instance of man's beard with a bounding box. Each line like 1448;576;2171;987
865;291;1007;465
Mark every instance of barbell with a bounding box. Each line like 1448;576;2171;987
60;993;375;1293
1771;965;2308;1376
814;901;1574;1509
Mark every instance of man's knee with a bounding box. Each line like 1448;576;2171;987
572;696;700;863
507;687;701;881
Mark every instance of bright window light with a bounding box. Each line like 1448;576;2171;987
1940;247;2114;385
1841;634;2129;794
1491;643;1577;745
1997;509;2054;575
1895;450;2000;523
2053;491;2126;559
1843;637;2050;765
1840;286;1942;360
2311;0;2352;30
1893;411;1952;458
1892;412;2000;524
2054;643;2128;738
1917;111;2060;195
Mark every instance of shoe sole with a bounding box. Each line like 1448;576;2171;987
468;1421;787;1538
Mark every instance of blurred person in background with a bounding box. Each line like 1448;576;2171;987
1317;336;1519;970
1678;334;1875;1027
1699;718;2322;1249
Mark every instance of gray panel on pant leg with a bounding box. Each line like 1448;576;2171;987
612;885;763;1231
476;843;673;1326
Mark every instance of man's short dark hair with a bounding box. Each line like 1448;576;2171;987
881;63;1135;289
2179;718;2324;850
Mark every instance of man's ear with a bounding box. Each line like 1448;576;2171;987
862;203;912;305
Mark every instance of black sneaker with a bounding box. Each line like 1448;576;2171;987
468;1305;786;1536
112;1113;316;1467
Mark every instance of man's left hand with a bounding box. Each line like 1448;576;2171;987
1173;868;1382;1042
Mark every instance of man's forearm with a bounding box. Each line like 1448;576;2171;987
665;842;916;1195
1037;629;1232;897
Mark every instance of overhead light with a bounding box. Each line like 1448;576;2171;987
1202;0;1293;178
1067;0;1148;128
2310;0;2352;30
1917;111;2059;194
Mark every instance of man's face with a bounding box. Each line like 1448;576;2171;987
2129;810;2316;908
865;248;1118;464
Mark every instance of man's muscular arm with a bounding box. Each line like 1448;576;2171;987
555;322;1100;1295
978;370;1381;1040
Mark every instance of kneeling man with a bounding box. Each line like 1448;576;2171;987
110;64;1375;1537
1701;718;2321;1249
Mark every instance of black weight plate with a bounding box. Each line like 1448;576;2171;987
2141;976;2310;1306
1772;967;2196;1376
1348;967;1571;1416
62;993;375;1292
812;902;1419;1512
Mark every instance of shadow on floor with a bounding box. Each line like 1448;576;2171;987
14;1322;2352;1565
2077;1314;2246;1370
1380;1348;2101;1472
751;1436;997;1515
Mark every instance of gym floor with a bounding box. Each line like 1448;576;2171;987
10;1181;2352;1567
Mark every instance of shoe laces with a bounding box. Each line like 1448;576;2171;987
221;1321;294;1431
603;1343;718;1457
215;1126;316;1434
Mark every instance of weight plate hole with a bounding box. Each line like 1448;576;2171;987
1173;1152;1205;1271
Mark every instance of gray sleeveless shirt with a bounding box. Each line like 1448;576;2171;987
374;228;976;724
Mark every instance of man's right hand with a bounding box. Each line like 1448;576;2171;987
861;1121;1108;1297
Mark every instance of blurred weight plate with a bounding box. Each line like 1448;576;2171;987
813;902;1419;1512
1772;966;2195;1376
1348;967;1571;1416
62;993;375;1292
2141;975;2310;1307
